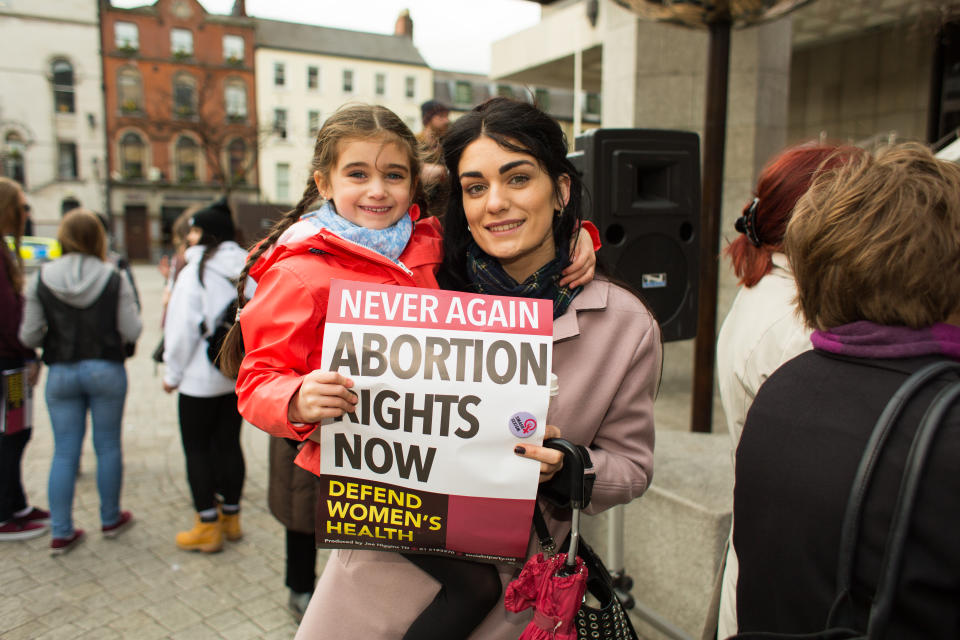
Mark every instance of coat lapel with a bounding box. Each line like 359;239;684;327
553;280;608;342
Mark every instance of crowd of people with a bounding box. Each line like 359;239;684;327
1;95;958;639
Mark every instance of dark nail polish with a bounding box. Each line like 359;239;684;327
514;445;526;455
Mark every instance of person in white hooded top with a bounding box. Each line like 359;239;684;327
162;197;252;553
20;209;142;555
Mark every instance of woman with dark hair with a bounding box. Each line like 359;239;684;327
0;177;47;542
714;144;855;636
20;208;141;554
297;97;660;639
162;197;252;553
733;143;960;637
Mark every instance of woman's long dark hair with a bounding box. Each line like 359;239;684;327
437;97;583;291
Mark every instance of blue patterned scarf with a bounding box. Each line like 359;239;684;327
303;201;413;263
466;242;581;319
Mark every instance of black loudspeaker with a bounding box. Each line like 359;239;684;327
568;128;700;342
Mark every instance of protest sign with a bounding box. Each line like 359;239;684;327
314;279;553;563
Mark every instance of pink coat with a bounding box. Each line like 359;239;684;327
296;278;660;640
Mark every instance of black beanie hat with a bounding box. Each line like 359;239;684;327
190;197;235;243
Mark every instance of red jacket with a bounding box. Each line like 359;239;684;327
236;216;443;475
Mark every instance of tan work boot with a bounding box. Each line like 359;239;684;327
220;511;242;542
175;515;223;552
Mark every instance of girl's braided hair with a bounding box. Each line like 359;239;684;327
218;103;425;378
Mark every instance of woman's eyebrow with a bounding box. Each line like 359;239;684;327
499;160;534;174
459;170;483;180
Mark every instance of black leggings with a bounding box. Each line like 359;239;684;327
401;554;502;640
286;528;318;593
0;429;30;522
178;392;244;512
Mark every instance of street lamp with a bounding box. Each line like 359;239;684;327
613;0;812;432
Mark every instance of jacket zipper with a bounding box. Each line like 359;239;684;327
318;231;417;282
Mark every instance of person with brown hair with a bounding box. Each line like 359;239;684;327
19;208;141;554
713;144;856;636
733;143;960;637
0;177;47;542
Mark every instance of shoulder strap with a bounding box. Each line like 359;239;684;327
866;380;960;635
828;361;960;630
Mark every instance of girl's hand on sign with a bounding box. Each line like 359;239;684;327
288;370;357;424
514;424;564;483
559;226;597;289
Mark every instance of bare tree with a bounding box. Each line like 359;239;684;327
143;70;267;196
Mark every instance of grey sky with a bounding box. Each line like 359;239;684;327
109;0;542;74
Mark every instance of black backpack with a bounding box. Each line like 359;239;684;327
202;297;238;368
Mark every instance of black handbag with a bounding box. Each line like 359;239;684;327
731;361;960;640
151;337;165;364
534;438;640;640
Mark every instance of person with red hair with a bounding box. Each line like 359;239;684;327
713;143;855;638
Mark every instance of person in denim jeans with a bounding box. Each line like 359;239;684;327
20;209;142;555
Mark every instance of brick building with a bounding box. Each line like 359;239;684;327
100;0;257;260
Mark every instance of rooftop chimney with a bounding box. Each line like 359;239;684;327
231;0;246;17
394;9;413;39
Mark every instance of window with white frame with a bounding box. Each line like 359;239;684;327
120;132;145;179
2;132;26;185
276;162;290;202
115;22;139;50
273;108;287;138
228;138;247;184
58;142;78;180
535;88;551;111
274;62;285;87
308;110;321;138
342;69;354;94
118;67;143;113
225;79;247;120
173;73;196;117
405;76;415;99
223;34;244;63
171;28;193;57
375;72;386;97
307;66;319;90
454;80;472;106
52;60;75;114
175;136;199;182
585;92;601;115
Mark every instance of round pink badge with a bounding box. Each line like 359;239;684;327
509;412;538;438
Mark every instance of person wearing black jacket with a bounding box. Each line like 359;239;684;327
734;144;960;638
19;209;141;555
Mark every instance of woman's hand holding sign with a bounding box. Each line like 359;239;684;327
288;370;357;424
515;424;565;483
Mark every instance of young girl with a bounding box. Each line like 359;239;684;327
219;104;595;638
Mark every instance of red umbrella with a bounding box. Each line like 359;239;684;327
506;438;592;639
505;551;588;640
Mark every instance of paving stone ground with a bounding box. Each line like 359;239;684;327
1;264;318;639
1;263;721;639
